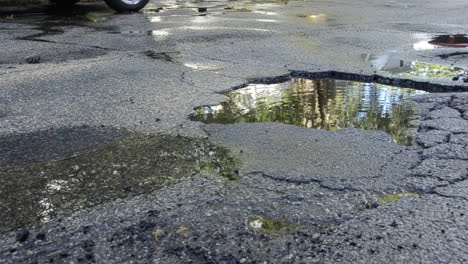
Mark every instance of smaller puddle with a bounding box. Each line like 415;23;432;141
192;78;428;145
382;61;468;80
363;54;468;81
108;30;170;39
109;30;154;35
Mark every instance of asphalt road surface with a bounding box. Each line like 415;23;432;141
0;0;467;263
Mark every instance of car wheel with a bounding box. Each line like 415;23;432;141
104;0;150;12
50;0;80;7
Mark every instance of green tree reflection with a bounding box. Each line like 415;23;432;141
192;79;426;145
403;61;467;78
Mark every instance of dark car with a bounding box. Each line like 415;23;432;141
52;0;150;12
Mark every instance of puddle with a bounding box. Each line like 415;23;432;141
0;131;238;232
248;215;299;237
109;29;170;40
375;193;418;206
382;61;468;80
192;78;427;145
363;54;468;81
109;30;154;35
1;3;113;23
4;3;116;37
296;13;328;23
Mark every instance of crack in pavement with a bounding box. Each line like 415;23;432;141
247;171;363;192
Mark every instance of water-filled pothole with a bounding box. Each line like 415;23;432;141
382;61;468;81
191;78;427;145
362;55;468;81
0;131;238;232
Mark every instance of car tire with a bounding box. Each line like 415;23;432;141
104;0;150;12
50;0;80;7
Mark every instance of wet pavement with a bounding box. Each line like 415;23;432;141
0;129;237;232
0;0;467;263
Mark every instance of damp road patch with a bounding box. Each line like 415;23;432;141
0;130;238;232
192;78;427;145
0;126;127;168
0;3;114;64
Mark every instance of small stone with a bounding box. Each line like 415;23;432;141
422;118;468;133
16;229;30;243
428;107;461;119
153;229;164;241
35;232;46;240
390;220;398;228
25;55;41;64
416;130;451;148
249;220;263;229
0;104;8;118
122;184;132;192
240;258;247;263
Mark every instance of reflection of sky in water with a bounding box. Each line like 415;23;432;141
193;79;427;145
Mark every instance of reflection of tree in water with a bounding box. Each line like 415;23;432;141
192;79;424;145
404;61;467;79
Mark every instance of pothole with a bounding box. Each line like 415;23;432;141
192;77;428;145
0;131;239;232
362;54;468;81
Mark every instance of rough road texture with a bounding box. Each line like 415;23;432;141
0;0;467;263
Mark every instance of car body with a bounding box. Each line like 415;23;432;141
52;0;150;12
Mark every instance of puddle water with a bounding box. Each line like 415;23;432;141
382;61;468;80
108;29;170;40
0;132;238;232
192;78;427;145
363;54;468;81
2;3;112;23
109;30;154;35
6;4;116;45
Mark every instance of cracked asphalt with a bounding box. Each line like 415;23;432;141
0;0;467;263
